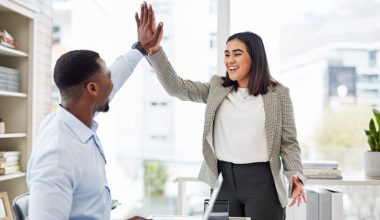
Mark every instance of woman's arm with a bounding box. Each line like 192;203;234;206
146;48;211;103
279;87;307;206
279;87;305;183
136;3;210;103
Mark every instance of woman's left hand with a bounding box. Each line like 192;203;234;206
289;175;307;207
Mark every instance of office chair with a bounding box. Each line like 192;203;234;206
12;192;29;220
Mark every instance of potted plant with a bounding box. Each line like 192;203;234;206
364;108;380;179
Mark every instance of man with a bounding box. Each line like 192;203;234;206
27;3;161;219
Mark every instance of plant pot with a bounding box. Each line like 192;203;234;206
364;151;380;179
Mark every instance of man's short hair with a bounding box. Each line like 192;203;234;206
54;50;101;93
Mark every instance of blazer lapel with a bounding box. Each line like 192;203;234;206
263;88;278;157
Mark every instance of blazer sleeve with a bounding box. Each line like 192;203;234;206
146;48;211;103
279;87;306;186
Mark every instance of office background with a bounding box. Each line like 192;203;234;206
1;0;380;219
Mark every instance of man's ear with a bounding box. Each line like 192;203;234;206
86;81;98;96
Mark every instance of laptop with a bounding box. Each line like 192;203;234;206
151;173;224;220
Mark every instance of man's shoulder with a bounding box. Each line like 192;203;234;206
38;112;68;138
35;114;81;154
30;120;82;172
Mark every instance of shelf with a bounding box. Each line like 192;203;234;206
0;0;38;18
0;133;26;138
0;0;36;203
0;45;28;57
0;91;27;97
307;176;380;186
0;172;25;182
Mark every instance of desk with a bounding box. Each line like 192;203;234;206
149;216;250;220
307;176;380;186
174;176;380;219
299;176;380;220
174;177;202;215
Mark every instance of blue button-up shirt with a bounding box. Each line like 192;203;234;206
27;49;143;220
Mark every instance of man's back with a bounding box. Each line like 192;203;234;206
27;106;111;220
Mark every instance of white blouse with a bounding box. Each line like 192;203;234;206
214;88;269;164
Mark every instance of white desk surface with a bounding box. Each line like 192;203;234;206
150;216;250;220
175;175;380;186
307;176;380;186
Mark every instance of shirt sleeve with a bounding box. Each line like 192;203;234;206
108;49;144;101
27;147;78;220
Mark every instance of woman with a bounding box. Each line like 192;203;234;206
135;4;307;219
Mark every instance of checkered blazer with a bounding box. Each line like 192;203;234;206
146;48;305;207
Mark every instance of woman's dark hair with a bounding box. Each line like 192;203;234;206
54;50;101;97
222;32;277;95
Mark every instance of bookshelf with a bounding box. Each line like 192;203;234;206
0;0;36;202
0;90;27;97
0;133;26;138
0;172;25;182
0;45;28;57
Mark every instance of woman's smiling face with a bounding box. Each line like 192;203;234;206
224;38;252;88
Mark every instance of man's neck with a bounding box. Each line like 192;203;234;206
60;100;95;129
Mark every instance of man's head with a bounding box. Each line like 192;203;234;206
54;50;113;112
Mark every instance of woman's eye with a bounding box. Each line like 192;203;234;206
224;54;230;57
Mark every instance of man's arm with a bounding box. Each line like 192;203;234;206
108;1;162;102
108;49;144;101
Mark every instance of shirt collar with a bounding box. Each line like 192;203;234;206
56;105;99;143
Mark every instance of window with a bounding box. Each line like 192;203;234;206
209;33;216;49
150;102;168;107
358;74;379;83
52;25;61;43
230;0;380;219
51;0;380;219
369;50;377;67
91;0;216;218
149;135;168;141
362;89;379;98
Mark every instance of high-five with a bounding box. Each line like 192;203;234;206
135;1;163;55
136;2;307;219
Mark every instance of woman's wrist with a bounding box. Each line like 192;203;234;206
149;46;161;55
292;175;303;186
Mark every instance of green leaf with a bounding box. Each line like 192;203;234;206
371;130;378;136
369;119;377;132
365;129;378;138
376;140;380;152
368;135;377;151
374;109;380;131
365;129;370;136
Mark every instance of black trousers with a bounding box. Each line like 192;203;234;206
216;160;285;220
